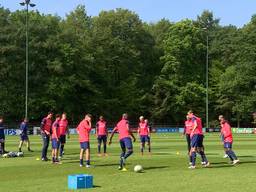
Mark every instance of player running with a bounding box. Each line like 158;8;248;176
51;114;61;164
96;116;108;156
76;114;92;168
40;112;53;161
0;116;8;154
109;113;136;171
219;115;239;165
18;118;33;152
137;116;151;155
184;115;193;164
59;113;69;158
188;110;210;169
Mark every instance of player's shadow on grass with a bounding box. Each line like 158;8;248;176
62;157;79;161
208;164;234;169
153;152;172;156
64;160;80;164
207;162;234;168
24;154;34;157
144;166;169;170
205;153;219;156
208;160;256;168
64;152;80;156
210;161;228;165
93;185;101;188
239;161;256;165
238;155;254;158
153;147;171;150
96;163;120;167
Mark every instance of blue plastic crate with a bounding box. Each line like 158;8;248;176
68;174;93;190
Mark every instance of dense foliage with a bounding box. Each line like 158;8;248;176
0;5;255;126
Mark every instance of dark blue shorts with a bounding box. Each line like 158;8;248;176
20;134;29;141
191;134;204;148
0;134;5;142
59;135;66;144
97;135;107;144
80;142;90;150
52;138;60;149
120;137;133;150
140;135;150;143
224;142;232;149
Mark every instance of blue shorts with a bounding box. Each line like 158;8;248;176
51;138;60;149
191;134;204;148
80;142;90;150
97;135;107;144
0;134;5;142
120;137;133;150
224;142;232;149
20;134;29;141
140;135;150;143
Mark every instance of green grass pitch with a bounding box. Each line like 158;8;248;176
1;133;256;192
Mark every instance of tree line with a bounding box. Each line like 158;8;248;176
0;5;255;127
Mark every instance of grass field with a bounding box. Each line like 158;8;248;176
1;133;256;192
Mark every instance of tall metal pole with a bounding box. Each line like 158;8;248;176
25;3;29;119
20;0;35;119
206;34;209;129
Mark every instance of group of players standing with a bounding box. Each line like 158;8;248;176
40;112;151;171
0;109;239;170
184;110;239;169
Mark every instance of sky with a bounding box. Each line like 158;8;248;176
1;0;256;27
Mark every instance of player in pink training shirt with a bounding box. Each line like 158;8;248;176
188;110;209;169
137;116;151;155
109;113;136;171
219;115;239;165
184;115;193;164
59;113;69;158
76;114;92;168
96;116;108;156
51;114;61;164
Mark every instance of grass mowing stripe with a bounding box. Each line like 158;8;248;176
1;133;256;192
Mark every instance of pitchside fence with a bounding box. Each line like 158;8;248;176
2;125;256;136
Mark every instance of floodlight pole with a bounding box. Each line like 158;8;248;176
20;0;36;119
206;33;209;129
202;27;209;129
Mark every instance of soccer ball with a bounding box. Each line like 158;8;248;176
134;165;143;173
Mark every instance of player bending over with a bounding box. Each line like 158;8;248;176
59;113;69;159
109;113;136;171
51;114;61;164
96;116;108;156
18;118;33;152
137;116;151;155
77;114;92;168
188;110;210;169
219;115;239;165
184;115;193;164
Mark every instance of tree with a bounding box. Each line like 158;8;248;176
152;19;206;123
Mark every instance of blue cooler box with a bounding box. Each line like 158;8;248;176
68;174;93;190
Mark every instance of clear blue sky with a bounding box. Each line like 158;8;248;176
1;0;256;27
